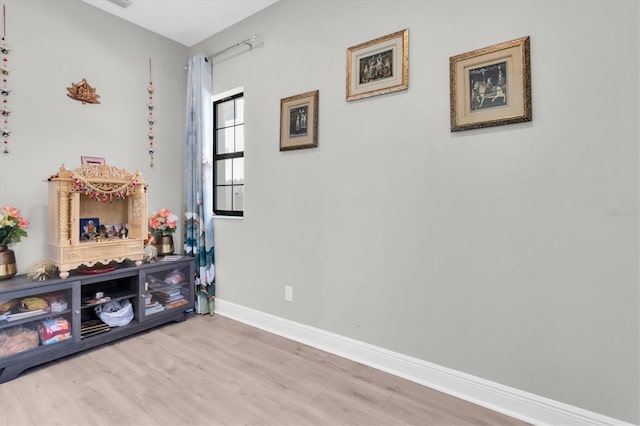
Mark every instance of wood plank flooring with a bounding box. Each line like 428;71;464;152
0;314;530;426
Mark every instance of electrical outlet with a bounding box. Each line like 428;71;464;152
284;286;293;302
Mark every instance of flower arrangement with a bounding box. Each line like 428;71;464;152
148;208;178;237
0;206;29;246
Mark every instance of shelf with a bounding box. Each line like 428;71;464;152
0;256;194;383
0;338;74;362
0;309;72;329
81;291;136;309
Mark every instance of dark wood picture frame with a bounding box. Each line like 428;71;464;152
280;90;319;151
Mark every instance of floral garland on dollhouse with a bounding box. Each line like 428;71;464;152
70;171;141;203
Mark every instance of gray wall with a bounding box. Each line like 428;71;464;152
0;0;636;423
191;0;640;423
0;0;187;267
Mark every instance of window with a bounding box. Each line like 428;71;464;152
213;91;244;216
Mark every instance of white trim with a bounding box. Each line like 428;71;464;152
214;299;634;426
212;86;244;102
212;214;243;220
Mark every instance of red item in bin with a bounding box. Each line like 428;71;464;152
39;318;71;345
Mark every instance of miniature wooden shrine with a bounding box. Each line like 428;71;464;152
47;164;147;278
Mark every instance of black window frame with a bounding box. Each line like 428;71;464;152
213;92;244;217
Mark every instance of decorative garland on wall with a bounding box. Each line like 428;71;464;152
148;58;154;167
1;5;10;154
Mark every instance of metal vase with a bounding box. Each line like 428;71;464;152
154;235;174;256
0;245;17;280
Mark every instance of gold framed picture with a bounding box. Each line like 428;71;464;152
81;156;105;166
346;29;409;101
450;36;532;132
280;90;319;151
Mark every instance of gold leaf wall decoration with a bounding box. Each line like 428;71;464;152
67;78;101;104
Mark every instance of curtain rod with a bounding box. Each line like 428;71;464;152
205;35;258;61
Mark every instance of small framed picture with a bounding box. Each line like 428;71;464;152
280;90;319;151
81;156;105;166
450;36;532;132
346;29;409;101
80;218;99;241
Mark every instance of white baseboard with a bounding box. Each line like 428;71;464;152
214;298;633;426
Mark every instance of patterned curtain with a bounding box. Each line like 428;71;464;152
184;53;215;315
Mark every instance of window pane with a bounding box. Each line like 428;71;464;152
233;186;244;211
216;128;235;154
213;92;244;216
235;124;244;152
216;100;235;128
216;159;233;185
216;186;232;211
235;98;244;125
232;158;244;184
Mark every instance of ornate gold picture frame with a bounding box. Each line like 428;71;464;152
450;36;531;132
280;90;319;151
346;29;409;101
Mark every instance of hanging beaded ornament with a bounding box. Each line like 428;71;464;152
148;58;154;167
1;5;10;154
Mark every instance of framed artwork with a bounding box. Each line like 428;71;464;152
280;90;319;151
450;36;531;132
79;218;99;241
346;29;409;101
81;156;105;166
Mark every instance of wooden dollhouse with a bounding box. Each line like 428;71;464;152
47;164;147;278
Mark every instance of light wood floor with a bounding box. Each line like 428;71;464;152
0;314;529;426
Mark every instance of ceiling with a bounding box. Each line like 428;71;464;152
82;0;279;47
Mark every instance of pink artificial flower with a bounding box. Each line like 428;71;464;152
148;208;178;236
2;206;20;217
0;205;28;245
149;217;161;230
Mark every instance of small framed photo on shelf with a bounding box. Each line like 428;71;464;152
346;29;409;101
449;36;532;132
280;90;319;151
81;156;105;166
80;218;99;241
102;223;129;239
